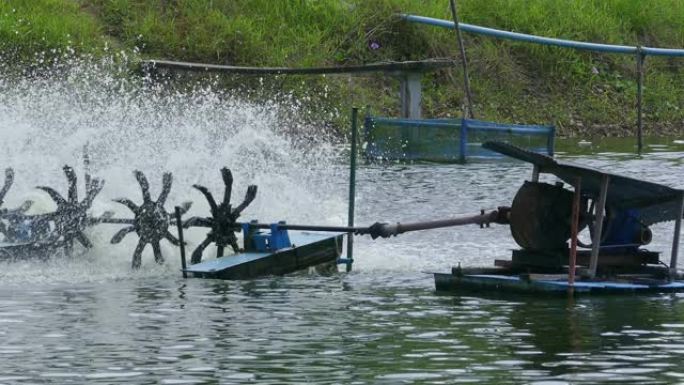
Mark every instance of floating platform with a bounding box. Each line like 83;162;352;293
434;269;684;296
184;231;344;280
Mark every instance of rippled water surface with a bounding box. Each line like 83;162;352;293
1;59;684;383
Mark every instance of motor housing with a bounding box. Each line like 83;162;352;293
509;181;587;251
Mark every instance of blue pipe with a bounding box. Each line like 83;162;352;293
402;14;684;57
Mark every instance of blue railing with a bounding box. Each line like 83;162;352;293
401;14;684;57
364;116;554;162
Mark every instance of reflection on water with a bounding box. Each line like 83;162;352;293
4;276;684;384
0;144;682;383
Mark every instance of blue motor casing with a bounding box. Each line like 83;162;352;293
601;209;651;251
241;221;292;253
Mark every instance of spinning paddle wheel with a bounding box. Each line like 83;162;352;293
35;165;105;252
184;167;257;263
107;171;191;269
0;149;112;255
0;168;35;242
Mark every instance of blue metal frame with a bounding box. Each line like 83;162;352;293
363;116;555;161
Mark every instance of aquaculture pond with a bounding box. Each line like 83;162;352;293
1;60;683;384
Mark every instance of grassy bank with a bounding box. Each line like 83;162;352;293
1;0;683;136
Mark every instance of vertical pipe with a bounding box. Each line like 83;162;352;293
636;47;644;155
346;107;359;272
669;192;684;274
588;175;610;278
459;118;468;162
363;106;373;159
174;206;188;279
449;0;475;119
568;177;582;286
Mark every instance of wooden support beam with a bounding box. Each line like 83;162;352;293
588;174;610;278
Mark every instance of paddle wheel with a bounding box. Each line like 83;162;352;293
0;150;111;256
107;171;191;269
183;167;257;264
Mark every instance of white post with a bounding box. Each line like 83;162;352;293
588;174;610;278
400;72;422;119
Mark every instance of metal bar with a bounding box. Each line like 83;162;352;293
669;192;684;273
636;47;645;155
228;208;506;238
143;59;454;75
531;165;540;182
347;108;359;272
265;224;360;232
459;118;468;162
401;14;684;57
368;117;553;134
589;175;610;278
98;218;136;225
569;177;582;286
449;0;475;118
462;125;552;134
174;206;188;279
375;210;504;237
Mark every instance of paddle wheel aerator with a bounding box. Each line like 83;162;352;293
108;171;191;269
183;167;257;264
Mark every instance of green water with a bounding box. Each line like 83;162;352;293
0;138;682;384
555;136;684;157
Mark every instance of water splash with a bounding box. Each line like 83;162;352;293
0;54;347;284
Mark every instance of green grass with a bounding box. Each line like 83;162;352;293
0;0;107;61
1;0;683;136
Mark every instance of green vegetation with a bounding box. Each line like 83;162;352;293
1;0;683;136
0;1;105;60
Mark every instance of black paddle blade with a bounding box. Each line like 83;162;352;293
134;170;151;202
157;173;172;204
185;168;257;264
63;166;78;204
0;168;14;204
221;167;233;204
193;184;218;213
111;226;135;244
